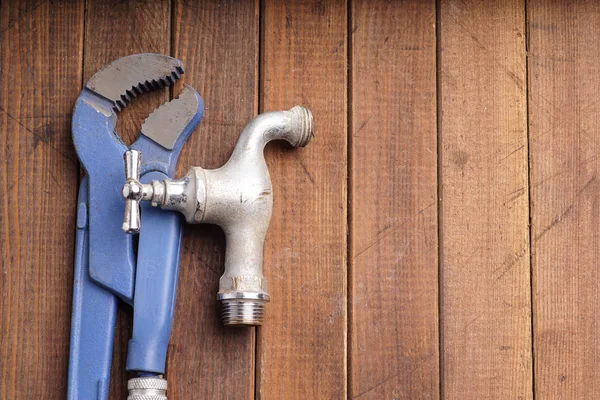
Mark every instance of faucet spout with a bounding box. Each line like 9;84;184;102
229;105;312;162
122;106;313;326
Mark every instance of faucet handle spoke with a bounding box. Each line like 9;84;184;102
122;150;143;233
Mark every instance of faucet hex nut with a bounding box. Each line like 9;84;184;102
218;275;268;293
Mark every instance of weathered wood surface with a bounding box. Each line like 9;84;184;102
438;1;532;398
258;1;348;399
4;1;600;399
349;1;439;399
0;1;83;398
528;1;600;398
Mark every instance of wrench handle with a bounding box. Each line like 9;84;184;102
67;177;118;400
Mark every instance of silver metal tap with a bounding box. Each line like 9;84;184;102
121;106;313;326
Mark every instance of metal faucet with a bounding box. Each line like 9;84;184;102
122;106;313;326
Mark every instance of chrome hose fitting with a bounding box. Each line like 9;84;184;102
122;106;313;326
127;376;167;400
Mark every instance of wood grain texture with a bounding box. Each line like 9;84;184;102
82;1;171;398
528;1;600;398
0;0;83;398
257;1;347;399
169;1;259;399
349;1;439;399
438;1;532;398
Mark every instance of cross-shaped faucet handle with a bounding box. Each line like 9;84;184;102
121;150;143;233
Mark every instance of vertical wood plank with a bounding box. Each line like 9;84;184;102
82;1;171;398
349;1;439;399
258;1;347;399
0;1;83;398
169;1;259;398
528;1;600;398
439;1;532;398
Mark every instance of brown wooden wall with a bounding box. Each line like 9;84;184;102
1;0;600;399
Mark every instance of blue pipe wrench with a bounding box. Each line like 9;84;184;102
67;54;203;399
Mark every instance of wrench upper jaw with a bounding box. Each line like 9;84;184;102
84;53;185;113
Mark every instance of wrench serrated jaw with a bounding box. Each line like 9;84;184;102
140;84;202;150
85;53;184;113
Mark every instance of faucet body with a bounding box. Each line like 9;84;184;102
123;106;312;325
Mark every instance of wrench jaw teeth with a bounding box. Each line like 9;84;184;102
113;67;185;113
84;53;185;113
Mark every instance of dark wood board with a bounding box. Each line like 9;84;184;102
349;1;439;399
257;0;348;399
528;1;600;398
438;1;533;398
0;0;83;398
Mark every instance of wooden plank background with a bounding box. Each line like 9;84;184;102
528;1;600;398
2;0;600;399
350;1;438;399
438;1;532;398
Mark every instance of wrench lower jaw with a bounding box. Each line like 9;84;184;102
127;376;168;400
